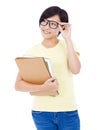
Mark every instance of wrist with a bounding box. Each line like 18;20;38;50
40;84;46;91
65;37;72;43
31;84;44;92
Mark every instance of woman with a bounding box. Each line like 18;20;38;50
15;6;81;130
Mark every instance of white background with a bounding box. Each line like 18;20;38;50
0;0;97;130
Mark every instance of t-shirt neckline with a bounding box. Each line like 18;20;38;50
41;40;61;50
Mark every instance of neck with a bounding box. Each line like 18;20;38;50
42;38;59;48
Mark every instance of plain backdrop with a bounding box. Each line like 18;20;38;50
0;0;97;130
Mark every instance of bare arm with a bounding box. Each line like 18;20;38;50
15;72;59;96
59;23;81;74
65;38;81;74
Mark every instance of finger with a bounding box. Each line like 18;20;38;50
59;24;64;31
51;77;57;82
59;22;70;26
62;25;65;30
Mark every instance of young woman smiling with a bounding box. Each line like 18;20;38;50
15;6;81;130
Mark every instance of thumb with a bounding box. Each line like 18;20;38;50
51;77;57;82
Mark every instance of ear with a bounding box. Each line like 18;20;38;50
56;27;60;36
57;31;61;36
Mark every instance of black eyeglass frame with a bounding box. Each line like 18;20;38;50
40;19;60;29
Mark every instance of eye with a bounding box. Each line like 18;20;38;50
50;22;58;27
40;19;48;26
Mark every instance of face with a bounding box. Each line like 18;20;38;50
40;15;61;39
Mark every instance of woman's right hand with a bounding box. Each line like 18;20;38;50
41;77;59;96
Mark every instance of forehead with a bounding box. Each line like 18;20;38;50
47;15;61;22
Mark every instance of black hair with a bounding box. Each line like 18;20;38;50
39;6;69;25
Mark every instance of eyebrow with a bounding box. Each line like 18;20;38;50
46;19;59;23
46;19;69;25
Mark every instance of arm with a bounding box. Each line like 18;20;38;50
59;23;81;74
65;38;81;74
15;72;59;96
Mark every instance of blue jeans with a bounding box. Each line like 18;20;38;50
31;110;80;130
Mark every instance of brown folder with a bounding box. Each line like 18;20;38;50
15;57;52;84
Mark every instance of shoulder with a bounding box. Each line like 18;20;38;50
59;39;80;55
23;43;41;56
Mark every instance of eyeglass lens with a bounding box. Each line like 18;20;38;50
40;19;59;29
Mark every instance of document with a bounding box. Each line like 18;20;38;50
15;57;53;84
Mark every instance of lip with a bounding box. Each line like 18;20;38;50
42;29;51;34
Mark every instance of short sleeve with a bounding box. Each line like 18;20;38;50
72;42;80;56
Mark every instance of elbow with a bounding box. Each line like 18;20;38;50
72;69;80;74
68;59;81;75
15;82;20;91
71;64;81;74
15;85;19;91
15;72;23;91
73;67;81;74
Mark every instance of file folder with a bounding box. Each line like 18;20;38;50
15;57;52;84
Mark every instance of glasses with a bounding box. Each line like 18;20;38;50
40;19;60;29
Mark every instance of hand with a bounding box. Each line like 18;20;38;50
41;77;59;96
59;22;71;40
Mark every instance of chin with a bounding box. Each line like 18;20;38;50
42;34;52;39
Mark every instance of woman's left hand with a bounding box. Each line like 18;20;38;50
58;22;71;40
